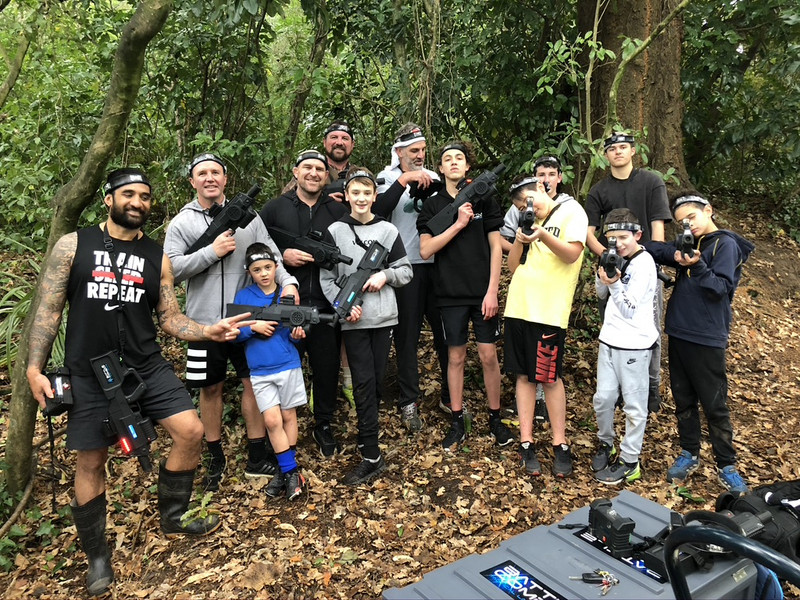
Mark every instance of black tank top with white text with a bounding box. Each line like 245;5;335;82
65;226;164;376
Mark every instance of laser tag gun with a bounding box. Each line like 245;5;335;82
267;226;353;271
185;184;261;255
676;218;695;259
90;351;157;472
331;241;389;321
520;198;536;235
599;237;626;279
226;295;336;329
589;498;635;558
425;164;506;236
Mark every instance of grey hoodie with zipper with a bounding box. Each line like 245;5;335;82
164;198;298;325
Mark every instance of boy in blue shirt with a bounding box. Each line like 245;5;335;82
234;244;308;500
645;193;754;493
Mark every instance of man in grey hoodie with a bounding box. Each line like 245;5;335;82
164;153;298;490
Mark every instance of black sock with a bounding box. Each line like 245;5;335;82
248;437;269;463
207;439;224;460
452;410;464;426
489;409;501;421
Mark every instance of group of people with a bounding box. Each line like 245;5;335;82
25;122;754;596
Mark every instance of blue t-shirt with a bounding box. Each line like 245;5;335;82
233;285;302;376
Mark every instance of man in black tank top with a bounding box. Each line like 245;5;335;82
25;168;252;596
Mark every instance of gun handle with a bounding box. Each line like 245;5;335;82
138;454;153;473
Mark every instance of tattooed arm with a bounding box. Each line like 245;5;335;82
156;253;253;342
27;233;76;409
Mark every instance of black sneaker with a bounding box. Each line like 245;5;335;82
245;455;278;479
552;444;573;478
312;425;340;458
489;417;514;447
202;455;226;492
441;420;466;450
591;442;617;472
343;457;387;486
285;471;306;500
266;471;286;497
519;442;541;476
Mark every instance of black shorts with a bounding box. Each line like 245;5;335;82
185;340;249;388
439;305;501;346
504;318;565;383
66;360;195;451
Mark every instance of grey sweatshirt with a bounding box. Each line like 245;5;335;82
163;198;298;325
320;215;412;331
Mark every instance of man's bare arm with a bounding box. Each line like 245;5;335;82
156;254;208;340
27;233;76;407
27;234;75;372
156;254;252;342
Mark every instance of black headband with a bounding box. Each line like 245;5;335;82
606;221;642;233
103;172;151;195
439;143;468;160
324;123;353;138
533;155;562;171
245;250;276;269
395;127;424;144
672;194;710;212
345;169;376;189
188;153;226;176
603;133;635;151
508;177;539;195
295;150;329;169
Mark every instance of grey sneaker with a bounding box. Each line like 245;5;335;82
666;450;699;482
591;442;617;472
519;442;541;476
552;444;573;478
400;403;422;432
285;471;306;501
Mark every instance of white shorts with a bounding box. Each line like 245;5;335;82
250;368;308;413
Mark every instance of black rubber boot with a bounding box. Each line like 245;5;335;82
70;493;114;597
158;461;221;536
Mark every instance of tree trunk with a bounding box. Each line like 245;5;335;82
5;0;173;496
279;0;330;176
578;0;691;189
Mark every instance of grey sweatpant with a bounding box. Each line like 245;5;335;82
593;344;651;464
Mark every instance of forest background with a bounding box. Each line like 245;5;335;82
0;0;799;597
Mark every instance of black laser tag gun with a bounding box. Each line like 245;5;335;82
426;164;506;236
676;219;695;259
332;241;389;321
268;226;354;271
589;498;635;559
90;351;157;472
599;237;626;279
521;198;536;235
185;184;261;255
226;295;336;329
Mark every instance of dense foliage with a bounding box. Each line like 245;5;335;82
0;0;798;247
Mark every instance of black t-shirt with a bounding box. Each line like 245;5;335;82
416;190;504;306
65;226;164;376
585;168;671;245
260;191;348;309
